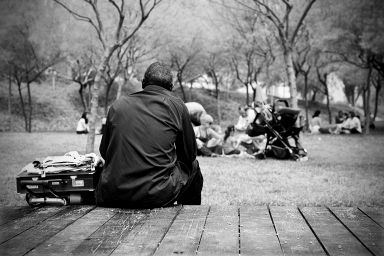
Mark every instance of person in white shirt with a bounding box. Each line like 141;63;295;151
234;105;263;154
348;111;362;134
332;111;361;134
76;112;89;134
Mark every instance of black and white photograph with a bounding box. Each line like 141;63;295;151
0;0;383;255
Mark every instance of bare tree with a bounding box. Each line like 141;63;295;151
204;51;228;124
371;72;382;123
168;40;201;102
53;0;164;153
226;11;276;105
3;24;63;132
217;0;317;108
293;31;312;129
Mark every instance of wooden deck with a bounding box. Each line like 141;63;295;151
0;205;383;255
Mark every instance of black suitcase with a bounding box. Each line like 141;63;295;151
16;167;101;206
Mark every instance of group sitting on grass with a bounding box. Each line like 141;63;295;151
191;103;268;158
309;109;362;135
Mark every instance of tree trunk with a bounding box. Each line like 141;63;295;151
17;82;28;132
325;86;332;124
304;74;309;131
104;81;112;117
188;83;193;102
177;74;187;102
373;76;381;122
27;82;33;133
8;71;12;130
311;89;317;102
116;79;124;101
87;83;92;112
283;47;298;108
245;83;249;106
78;84;87;112
215;82;221;125
86;47;115;153
8;72;12;116
364;66;372;135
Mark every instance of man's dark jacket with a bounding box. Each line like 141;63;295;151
95;85;197;208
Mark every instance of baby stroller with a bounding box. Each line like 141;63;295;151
246;99;308;161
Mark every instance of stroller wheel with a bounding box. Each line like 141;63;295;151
291;154;300;161
255;152;266;160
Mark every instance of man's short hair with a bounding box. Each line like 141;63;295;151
142;62;173;91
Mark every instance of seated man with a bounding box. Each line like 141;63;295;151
95;62;203;208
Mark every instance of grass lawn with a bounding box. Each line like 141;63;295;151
0;129;383;207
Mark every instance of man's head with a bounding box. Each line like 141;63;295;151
349;111;355;118
142;62;173;91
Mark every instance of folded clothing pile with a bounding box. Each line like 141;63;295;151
21;151;104;177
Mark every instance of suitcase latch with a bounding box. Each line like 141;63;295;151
70;176;84;187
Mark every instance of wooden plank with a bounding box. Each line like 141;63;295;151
196;205;239;255
240;206;282;256
358;207;384;229
300;207;371;256
26;207;116;256
71;208;151;255
0;205;94;256
0;206;37;226
270;206;326;255
329;207;384;256
153;205;209;255
110;206;182;256
0;206;65;244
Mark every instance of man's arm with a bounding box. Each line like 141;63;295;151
175;105;197;174
99;111;112;159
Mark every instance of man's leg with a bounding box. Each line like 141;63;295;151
176;160;203;205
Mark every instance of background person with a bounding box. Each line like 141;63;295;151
76;112;89;134
194;114;223;157
234;105;260;154
222;125;241;155
185;102;206;126
335;110;345;124
332;112;351;134
347;111;362;134
332;112;361;134
309;110;331;134
95;62;203;208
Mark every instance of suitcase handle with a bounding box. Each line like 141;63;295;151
20;179;64;187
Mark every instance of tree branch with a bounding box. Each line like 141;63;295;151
53;0;106;48
290;0;317;45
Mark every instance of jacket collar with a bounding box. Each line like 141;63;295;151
143;85;170;92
